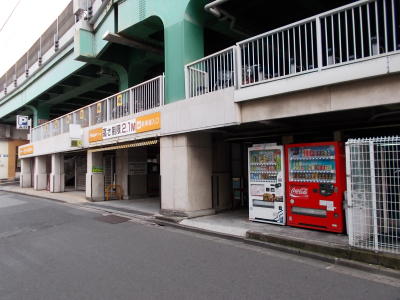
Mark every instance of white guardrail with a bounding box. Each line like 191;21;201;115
185;0;399;95
31;75;164;142
185;46;237;98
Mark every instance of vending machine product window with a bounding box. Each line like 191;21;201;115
248;144;285;225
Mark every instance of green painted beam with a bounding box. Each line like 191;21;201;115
75;28;129;91
42;75;116;107
1;0;213;123
0;45;85;119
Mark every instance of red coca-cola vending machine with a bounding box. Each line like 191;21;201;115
285;142;346;233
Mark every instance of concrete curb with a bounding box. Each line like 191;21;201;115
247;231;400;271
0;188;68;204
154;219;400;279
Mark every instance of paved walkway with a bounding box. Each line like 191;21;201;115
0;185;88;204
181;209;348;247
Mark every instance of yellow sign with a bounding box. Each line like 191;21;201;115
19;145;34;156
88;112;161;143
116;94;123;107
96;103;102;113
80;109;85;120
89;127;103;143
54;119;58;128
136;112;161;133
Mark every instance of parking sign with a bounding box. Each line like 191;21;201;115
16;115;29;130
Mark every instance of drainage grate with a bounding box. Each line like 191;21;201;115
95;214;131;224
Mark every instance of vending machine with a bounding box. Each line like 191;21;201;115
285;142;346;233
248;144;285;225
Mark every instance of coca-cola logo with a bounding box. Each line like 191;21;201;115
290;186;309;198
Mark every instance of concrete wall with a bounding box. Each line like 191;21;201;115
0;141;8;179
240;74;400;123
235;53;400;102
162;88;240;135
8;139;28;178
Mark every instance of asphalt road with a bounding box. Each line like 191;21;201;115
0;191;398;300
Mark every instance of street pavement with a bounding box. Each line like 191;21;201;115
0;191;398;300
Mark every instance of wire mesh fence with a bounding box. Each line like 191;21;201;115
346;136;400;254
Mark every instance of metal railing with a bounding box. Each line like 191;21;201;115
30;75;164;142
185;46;236;98
346;136;400;254
0;1;75;98
0;0;106;100
236;0;400;87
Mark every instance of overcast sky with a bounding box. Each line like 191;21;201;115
0;0;71;76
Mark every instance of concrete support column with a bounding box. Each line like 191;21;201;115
86;151;104;201
50;153;65;193
115;149;129;200
164;18;204;103
160;132;214;217
34;156;47;190
20;158;32;188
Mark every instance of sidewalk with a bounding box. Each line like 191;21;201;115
180;209;347;247
1;185;399;273
0;185;88;204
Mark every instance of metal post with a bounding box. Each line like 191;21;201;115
232;46;238;89
345;142;354;246
236;45;243;89
315;17;323;70
369;141;379;252
106;98;111;121
88;106;92;126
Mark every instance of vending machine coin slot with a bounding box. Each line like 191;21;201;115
319;183;334;196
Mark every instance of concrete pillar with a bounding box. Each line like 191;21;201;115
164;14;204;103
34;156;47;190
115;149;129;200
86;151;104;201
160;132;214;217
20;158;32;188
50;153;65;193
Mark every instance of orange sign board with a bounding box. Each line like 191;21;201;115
88;112;161;143
19;145;34;156
136;112;161;133
89;127;103;143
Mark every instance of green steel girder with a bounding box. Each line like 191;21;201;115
80;0;208;103
42;75;115;107
0;45;84;120
0;0;211;124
